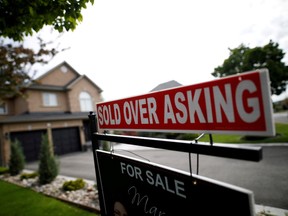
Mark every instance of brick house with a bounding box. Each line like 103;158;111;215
0;61;103;165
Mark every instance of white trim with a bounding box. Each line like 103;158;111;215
79;91;93;112
42;92;58;107
259;69;276;136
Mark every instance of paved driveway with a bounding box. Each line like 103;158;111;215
274;111;288;124
26;144;288;210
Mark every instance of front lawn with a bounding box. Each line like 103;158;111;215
0;180;98;216
200;123;288;144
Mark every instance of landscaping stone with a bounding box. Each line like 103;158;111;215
0;171;100;212
1;171;287;215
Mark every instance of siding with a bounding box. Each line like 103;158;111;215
68;78;102;112
38;67;78;86
27;90;70;112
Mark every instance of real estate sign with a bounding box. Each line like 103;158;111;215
95;69;275;136
96;150;255;216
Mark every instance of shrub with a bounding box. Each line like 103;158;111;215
20;172;39;180
38;134;59;185
165;133;180;139
101;141;110;151
8;139;25;176
0;167;9;175
62;178;86;191
176;133;199;141
241;135;271;141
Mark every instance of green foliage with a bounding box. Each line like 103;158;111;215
0;38;65;101
137;131;166;138
176;133;199;141
62;178;86;191
165;133;180;139
8;139;25;176
0;167;9;175
101;141;111;151
38;134;58;185
0;0;86;100
0;180;98;216
273;99;288;112
200;123;288;143
0;0;94;41
212;40;288;95
20;172;39;180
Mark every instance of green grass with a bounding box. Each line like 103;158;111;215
0;180;99;216
199;123;288;144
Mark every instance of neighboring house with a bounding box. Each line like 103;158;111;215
0;61;103;165
150;80;182;92
119;80;183;137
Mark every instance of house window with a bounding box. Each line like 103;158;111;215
0;102;7;114
43;93;58;107
60;66;68;73
79;92;93;112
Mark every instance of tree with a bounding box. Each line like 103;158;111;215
0;37;64;101
1;0;89;99
212;40;288;95
9;139;25;176
38;134;58;185
0;0;94;41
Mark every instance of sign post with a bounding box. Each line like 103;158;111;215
90;69;275;216
96;150;255;216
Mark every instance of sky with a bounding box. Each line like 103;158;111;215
24;0;288;102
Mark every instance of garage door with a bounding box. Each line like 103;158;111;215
10;130;46;162
52;127;81;156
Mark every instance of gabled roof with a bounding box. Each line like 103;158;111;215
66;75;103;93
27;61;102;93
36;61;80;81
150;80;182;92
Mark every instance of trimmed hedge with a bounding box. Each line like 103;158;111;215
20;172;39;180
0;167;9;175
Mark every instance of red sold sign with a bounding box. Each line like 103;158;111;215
95;69;275;136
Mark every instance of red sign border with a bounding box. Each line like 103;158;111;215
95;69;275;136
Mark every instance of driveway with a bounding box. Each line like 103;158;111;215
26;144;288;210
274;111;288;124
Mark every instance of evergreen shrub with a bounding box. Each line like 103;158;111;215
8;139;25;176
38;134;58;185
0;166;9;175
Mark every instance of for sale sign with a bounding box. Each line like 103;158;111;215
96;150;255;216
95;69;275;136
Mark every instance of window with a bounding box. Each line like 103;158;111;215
79;92;93;112
43;93;58;107
0;102;7;114
60;65;68;73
